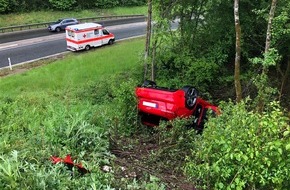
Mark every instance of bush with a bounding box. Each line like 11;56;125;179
184;100;290;189
109;78;139;136
0;96;113;189
119;0;146;6
156;50;220;94
94;0;119;9
0;0;9;13
48;0;76;10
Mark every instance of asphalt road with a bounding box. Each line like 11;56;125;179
0;17;146;43
0;19;147;69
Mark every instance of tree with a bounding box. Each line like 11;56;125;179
234;0;242;102
263;0;278;74
144;0;152;80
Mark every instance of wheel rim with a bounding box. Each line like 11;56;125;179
183;86;198;109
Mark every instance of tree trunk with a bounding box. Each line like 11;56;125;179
144;0;152;80
279;56;290;101
151;37;157;81
234;0;242;102
257;0;278;112
263;0;277;74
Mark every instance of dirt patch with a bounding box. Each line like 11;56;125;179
109;134;196;190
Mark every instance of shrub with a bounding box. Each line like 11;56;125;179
156;51;220;94
94;0;119;9
0;0;9;13
48;0;76;10
0;96;113;189
109;78;139;136
184;100;290;189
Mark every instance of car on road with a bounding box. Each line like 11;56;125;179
48;18;79;32
135;80;219;131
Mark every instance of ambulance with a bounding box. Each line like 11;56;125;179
65;22;115;51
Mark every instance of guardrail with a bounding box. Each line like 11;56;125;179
0;14;145;33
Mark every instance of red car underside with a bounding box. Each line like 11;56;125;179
135;83;219;130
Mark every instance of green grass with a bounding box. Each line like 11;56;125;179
0;6;147;27
0;38;144;98
0;38;145;188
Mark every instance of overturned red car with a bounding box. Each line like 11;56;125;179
135;80;219;131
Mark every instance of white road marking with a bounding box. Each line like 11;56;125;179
0;43;18;49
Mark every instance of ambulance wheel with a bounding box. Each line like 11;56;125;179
85;45;90;51
55;27;61;32
108;39;114;45
182;86;198;109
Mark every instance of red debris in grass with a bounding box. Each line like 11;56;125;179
50;154;89;175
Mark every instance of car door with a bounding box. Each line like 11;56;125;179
102;29;110;44
61;19;73;30
93;29;102;47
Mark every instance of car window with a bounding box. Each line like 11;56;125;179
94;29;100;35
67;31;75;37
55;19;63;24
102;29;109;35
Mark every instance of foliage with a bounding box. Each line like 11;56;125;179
251;48;281;68
94;0;119;9
120;0;146;6
0;0;146;13
151;0;290;105
0;0;9;13
124;176;166;190
151;0;237;97
0;97;114;189
184;100;290;189
48;0;76;10
152;118;199;173
0;38;146;188
156;52;220;93
109;78;140;136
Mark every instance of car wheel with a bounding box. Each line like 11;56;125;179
141;80;156;88
182;86;198;109
55;27;61;32
85;45;90;51
108;39;114;45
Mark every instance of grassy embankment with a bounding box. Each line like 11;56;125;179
0;6;147;27
0;39;143;97
0;38;144;188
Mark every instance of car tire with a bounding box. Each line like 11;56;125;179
108;39;114;45
85;45;90;51
182;86;198;109
142;80;156;88
55;27;61;32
